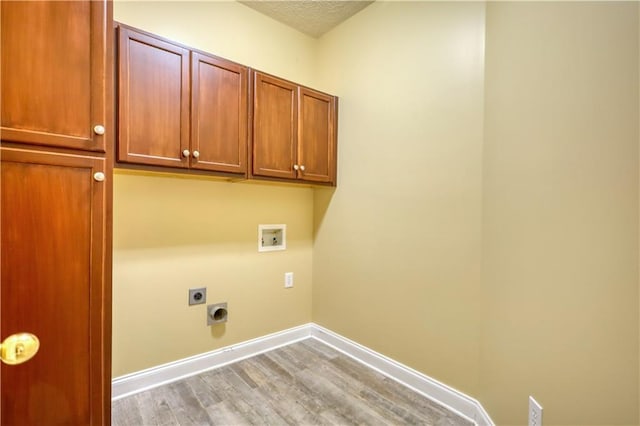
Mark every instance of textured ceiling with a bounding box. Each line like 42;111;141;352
238;1;374;38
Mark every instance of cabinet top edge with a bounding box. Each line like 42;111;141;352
250;69;337;99
115;22;337;99
115;22;249;71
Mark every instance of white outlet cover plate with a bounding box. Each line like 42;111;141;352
528;396;543;426
284;272;294;288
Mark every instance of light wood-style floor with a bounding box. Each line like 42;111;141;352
112;339;473;426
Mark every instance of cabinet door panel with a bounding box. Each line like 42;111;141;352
118;27;190;168
298;88;336;184
1;1;108;152
192;52;247;174
1;148;108;426
252;72;297;179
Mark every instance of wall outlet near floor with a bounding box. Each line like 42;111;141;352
284;272;294;288
528;396;543;426
188;287;206;305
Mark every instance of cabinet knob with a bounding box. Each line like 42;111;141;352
93;125;105;135
300;165;305;172
93;172;105;182
182;149;190;158
293;164;299;171
192;150;200;159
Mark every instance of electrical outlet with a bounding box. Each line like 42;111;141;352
188;288;206;305
284;272;294;288
528;396;543;426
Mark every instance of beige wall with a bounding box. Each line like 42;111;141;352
114;0;318;87
314;1;639;425
481;3;639;424
112;1;317;376
313;1;486;396
112;1;640;424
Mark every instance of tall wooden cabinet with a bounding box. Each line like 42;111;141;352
0;1;113;425
252;71;337;185
118;25;248;175
1;1;110;152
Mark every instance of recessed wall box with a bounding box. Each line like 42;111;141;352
258;224;286;252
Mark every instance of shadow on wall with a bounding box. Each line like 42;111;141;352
313;187;336;239
113;171;314;250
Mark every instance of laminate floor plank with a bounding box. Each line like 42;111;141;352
167;381;215;425
296;367;396;426
319;355;438;425
205;400;248;426
112;393;144;426
329;354;446;417
136;388;180;426
306;358;426;425
253;375;317;424
184;375;222;408
112;339;474;426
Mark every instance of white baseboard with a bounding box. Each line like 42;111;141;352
309;324;494;426
112;324;312;400
112;323;493;425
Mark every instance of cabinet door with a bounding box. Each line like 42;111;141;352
1;147;109;426
192;52;248;174
252;72;297;180
118;26;190;168
1;1;109;152
298;88;337;184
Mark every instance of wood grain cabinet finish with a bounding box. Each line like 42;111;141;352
252;71;337;185
1;1;109;152
191;52;248;174
298;87;337;184
1;1;113;425
118;25;190;168
118;25;248;175
252;72;298;180
1;148;109;426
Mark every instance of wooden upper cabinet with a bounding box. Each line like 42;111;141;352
298;88;336;184
118;25;190;168
252;71;337;185
115;25;337;184
1;1;109;152
117;25;249;175
252;72;298;180
191;52;248;174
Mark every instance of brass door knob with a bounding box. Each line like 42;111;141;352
0;333;40;365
